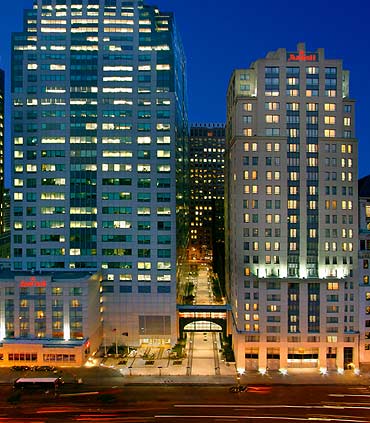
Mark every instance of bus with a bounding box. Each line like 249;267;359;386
13;377;63;392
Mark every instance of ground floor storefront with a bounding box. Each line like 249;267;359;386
233;335;359;373
0;340;90;367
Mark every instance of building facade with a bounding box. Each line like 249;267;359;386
0;271;101;367
226;44;359;372
189;123;225;259
10;0;188;348
358;175;370;369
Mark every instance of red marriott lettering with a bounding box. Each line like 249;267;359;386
288;50;317;62
20;276;47;288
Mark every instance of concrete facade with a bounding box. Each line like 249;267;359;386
226;44;359;373
0;271;101;366
358;175;370;369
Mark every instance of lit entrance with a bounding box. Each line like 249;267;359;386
344;347;354;369
178;308;227;337
183;321;222;331
287;347;319;368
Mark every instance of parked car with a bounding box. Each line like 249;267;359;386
229;385;247;393
11;365;31;371
32;365;56;372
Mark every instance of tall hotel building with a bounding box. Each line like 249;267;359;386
226;44;359;372
358;175;370;369
10;0;188;348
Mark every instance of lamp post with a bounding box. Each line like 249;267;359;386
122;332;128;355
356;330;361;374
113;328;118;356
104;332;107;357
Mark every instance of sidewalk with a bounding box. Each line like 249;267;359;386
119;369;370;386
98;350;236;378
92;353;370;386
1;365;369;386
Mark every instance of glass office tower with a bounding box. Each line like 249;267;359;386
226;44;359;372
11;0;188;347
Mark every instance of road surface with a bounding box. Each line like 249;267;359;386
1;383;370;422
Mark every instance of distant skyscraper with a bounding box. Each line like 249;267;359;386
0;69;4;235
189;123;225;255
10;0;188;347
226;44;359;372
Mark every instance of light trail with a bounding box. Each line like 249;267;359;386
174;404;370;410
155;415;368;422
329;394;370;398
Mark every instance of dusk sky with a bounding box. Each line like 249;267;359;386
0;0;369;183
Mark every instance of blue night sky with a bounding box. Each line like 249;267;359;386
0;0;369;184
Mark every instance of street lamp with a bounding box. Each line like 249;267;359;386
122;332;128;355
104;332;107;357
113;328;118;356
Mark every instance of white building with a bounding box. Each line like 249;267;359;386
358;175;370;370
226;44;359;372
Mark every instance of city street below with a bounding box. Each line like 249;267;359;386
1;383;370;422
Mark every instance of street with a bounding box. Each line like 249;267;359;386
1;384;370;422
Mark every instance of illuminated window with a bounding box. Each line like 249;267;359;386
265;102;279;110
306;66;319;74
52;287;63;296
265;114;279;123
344;117;351;126
157;150;170;158
324;129;336;138
36;310;45;319
324;116;336;124
327;282;339;290
306;103;318;111
324;103;336;111
71;299;81;307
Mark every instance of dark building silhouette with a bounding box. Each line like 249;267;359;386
189;123;225;288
